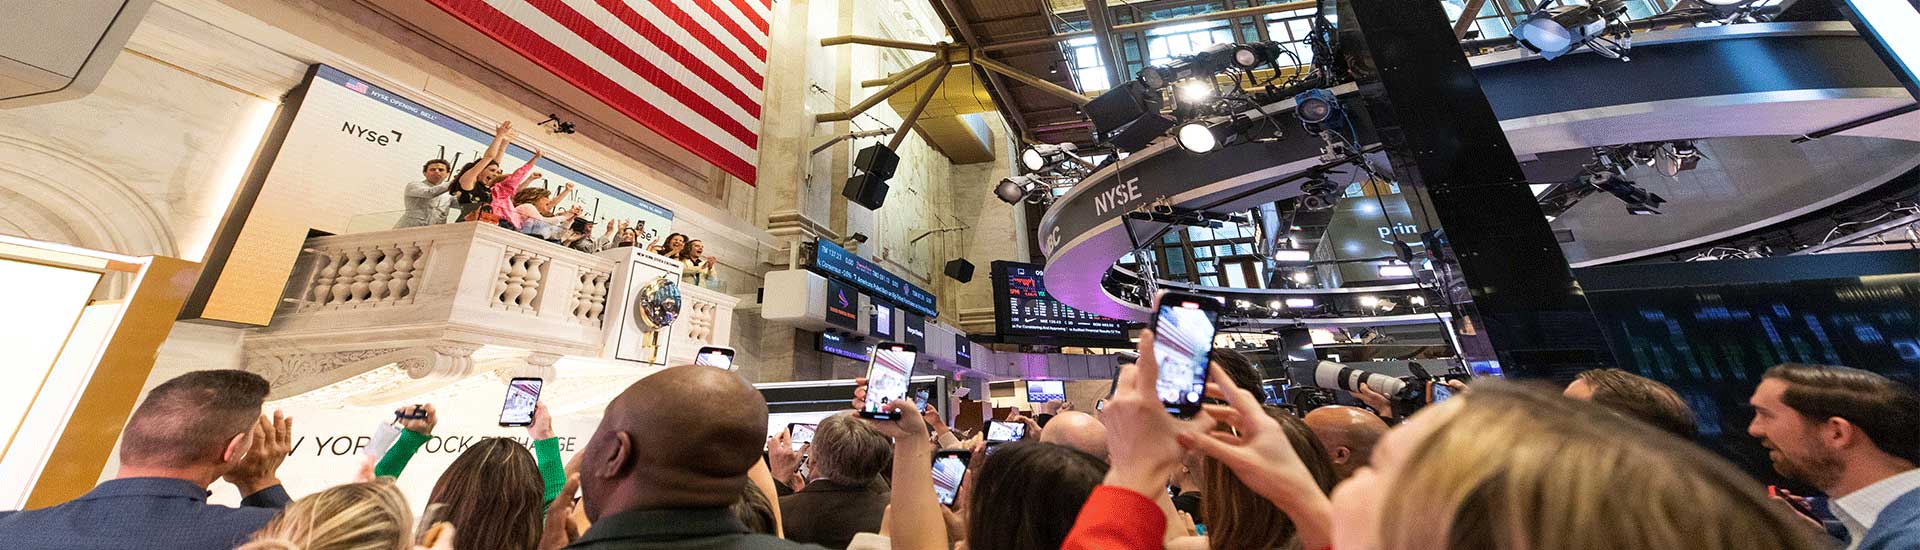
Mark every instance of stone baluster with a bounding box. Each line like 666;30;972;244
371;244;396;301
309;251;339;307
332;249;358;304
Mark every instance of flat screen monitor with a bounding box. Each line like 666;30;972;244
1025;380;1065;403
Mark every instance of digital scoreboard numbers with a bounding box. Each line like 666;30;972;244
993;261;1128;341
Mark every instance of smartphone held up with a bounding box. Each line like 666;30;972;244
499;377;544;427
1150;291;1221;418
859;342;918;420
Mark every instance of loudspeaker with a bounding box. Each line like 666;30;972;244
854;144;900;179
944;259;975;283
844;173;890;210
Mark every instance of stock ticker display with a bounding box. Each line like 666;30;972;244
1583;268;1919;489
992;261;1129;342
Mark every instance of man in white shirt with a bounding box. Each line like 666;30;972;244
1748;363;1920;549
394;159;453;228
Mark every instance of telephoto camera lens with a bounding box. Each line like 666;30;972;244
1312;360;1407;396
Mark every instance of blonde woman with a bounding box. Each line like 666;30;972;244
1071;326;1833;550
240;480;455;550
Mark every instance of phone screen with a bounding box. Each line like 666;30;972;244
695;347;735;370
1430;382;1455;403
912;387;932;412
499;378;543;426
1154;294;1218;415
986;420;1025;442
862;343;918;419
789;423;817;451
933;453;970;506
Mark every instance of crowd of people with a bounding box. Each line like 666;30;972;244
388;120;719;285
2;326;1917;550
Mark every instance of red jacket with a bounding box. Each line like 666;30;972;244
1063;486;1168;550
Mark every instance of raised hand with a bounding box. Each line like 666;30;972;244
223;411;293;495
395;404;437;436
768;431;803;483
1355;384;1395;419
851;377;869;410
1101;329;1212;499
865;398;930;441
1177;365;1333;549
528;402;554;440
537;475;581;550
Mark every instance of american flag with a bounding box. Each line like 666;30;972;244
428;0;768;184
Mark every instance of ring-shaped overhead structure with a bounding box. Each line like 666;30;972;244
1039;22;1920;323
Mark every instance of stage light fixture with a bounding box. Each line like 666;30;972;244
1378;299;1397;312
1378;264;1415;278
1514;1;1626;61
995;176;1041;205
1291;271;1312;284
1358;295;1380;308
1588;171;1667;215
1274;249;1312;263
1409;295;1427;306
1268;300;1284;310
1293;88;1339;125
1021;142;1081;172
1231;42;1284;70
1176;79;1216;104
1176;122;1220;154
1656;141;1703;177
1284;298;1316;309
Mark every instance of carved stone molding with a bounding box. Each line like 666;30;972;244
251;343;485;407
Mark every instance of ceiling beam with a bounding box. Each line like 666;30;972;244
931;0;1034;139
981;0;1313;52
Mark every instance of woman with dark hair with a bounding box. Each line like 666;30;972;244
449;121;543;228
649;232;688;258
427;437;545;550
852;395;1108;550
1168;411;1337;550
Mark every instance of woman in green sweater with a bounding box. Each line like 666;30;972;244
372;402;569;550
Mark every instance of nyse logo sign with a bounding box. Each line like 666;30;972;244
1092;178;1142;218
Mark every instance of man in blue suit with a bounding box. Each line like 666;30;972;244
1749;364;1920;550
0;370;295;549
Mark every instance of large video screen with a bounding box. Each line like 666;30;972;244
991;261;1129;343
1579;251;1920;490
819;332;874;361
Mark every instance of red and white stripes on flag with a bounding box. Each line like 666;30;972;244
429;0;769;184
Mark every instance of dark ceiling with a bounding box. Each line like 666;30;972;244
929;0;1094;146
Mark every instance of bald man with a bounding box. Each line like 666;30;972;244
1302;405;1389;481
572;366;828;549
1039;410;1109;461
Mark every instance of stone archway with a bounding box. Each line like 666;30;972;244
0;134;179;298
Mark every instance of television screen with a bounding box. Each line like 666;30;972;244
991;261;1128;344
1026;380;1065;403
871;301;894;338
825;279;858;330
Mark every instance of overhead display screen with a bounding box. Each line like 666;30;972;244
903;311;927;349
811;240;937;317
826;279;859;330
819;332;874;361
992;261;1129;342
871;300;894;339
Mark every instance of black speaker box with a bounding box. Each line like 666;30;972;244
854;144;900;179
944;259;975;283
844;173;890;210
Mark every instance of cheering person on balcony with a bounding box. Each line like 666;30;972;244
449;121;543;228
512;183;581;242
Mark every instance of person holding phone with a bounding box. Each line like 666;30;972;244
367;396;568;511
779;414;892;549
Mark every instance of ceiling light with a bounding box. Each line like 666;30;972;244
1274;249;1311;263
1358;295;1380;308
1268;300;1283;310
1020;142;1083;173
1409;295;1427;306
1021;148;1045;171
1231;42;1283;69
1176;122;1219;154
1378;299;1397;312
1378;264;1414;278
1176;79;1215;104
1291;271;1312;284
1284;298;1315;309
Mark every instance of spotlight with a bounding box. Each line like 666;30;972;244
1176;122;1220;154
1136;42;1237;90
1176;79;1216;104
1291;271;1312;284
1378;299;1397;312
1284;298;1316;309
1293;88;1339;126
1378;264;1414;278
1358;295;1380;308
1020;142;1082;173
1274;249;1312;263
1410;295;1427;306
1268;300;1283;310
995;176;1042;205
1230;42;1284;70
1588;172;1667;215
1513;1;1626;61
1655;141;1703;177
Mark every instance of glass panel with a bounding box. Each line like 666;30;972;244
1235;244;1254;255
1188;226;1214;240
1200;276;1219;286
1288;20;1311;37
1148;39;1169;63
1267;22;1288;40
1480;0;1499;16
1224;265;1248;288
1163;231;1183;244
1211;29;1232;44
1197;260;1215;273
1166;248;1187;275
1623;0;1657;19
1120;252;1137;263
1240;224;1256;238
1215;244;1235;257
1076;47;1099;66
1169;37;1192;57
1477;17;1511;39
1075;69;1111;92
1194;247;1213;258
1251;262;1266;288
